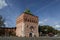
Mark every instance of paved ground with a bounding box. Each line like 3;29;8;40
0;36;60;40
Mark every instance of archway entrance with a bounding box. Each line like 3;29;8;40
29;32;32;37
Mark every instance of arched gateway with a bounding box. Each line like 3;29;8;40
16;9;39;37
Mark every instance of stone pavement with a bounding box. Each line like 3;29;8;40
0;36;60;40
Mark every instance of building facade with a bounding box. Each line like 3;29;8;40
16;12;39;37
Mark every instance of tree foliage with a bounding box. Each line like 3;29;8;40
24;9;33;15
0;15;5;27
0;15;5;36
38;25;58;34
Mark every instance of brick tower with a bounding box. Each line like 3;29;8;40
16;9;39;37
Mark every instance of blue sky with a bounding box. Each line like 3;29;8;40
0;0;60;30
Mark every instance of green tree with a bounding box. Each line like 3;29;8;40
38;25;58;34
0;15;5;27
24;9;33;15
0;15;5;36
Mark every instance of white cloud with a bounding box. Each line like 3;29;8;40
53;22;60;30
4;22;8;27
43;19;48;22
0;0;8;9
53;24;60;30
39;21;43;25
55;25;60;28
39;18;48;25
